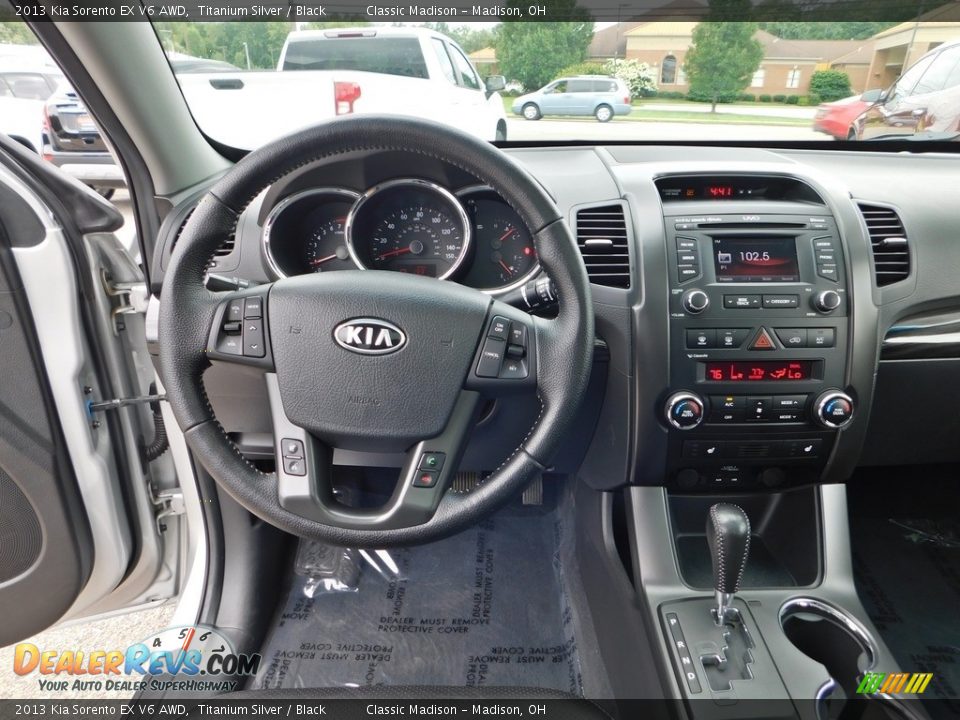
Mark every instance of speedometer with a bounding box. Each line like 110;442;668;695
346;180;471;280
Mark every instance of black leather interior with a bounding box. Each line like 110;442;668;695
158;115;594;546
706;502;752;594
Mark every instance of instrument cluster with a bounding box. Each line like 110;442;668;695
262;180;540;293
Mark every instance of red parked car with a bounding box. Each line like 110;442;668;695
813;90;882;140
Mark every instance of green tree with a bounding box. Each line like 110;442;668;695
809;69;852;102
759;21;898;40
495;2;593;90
684;22;763;112
0;21;37;44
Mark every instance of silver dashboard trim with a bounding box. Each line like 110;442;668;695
456;184;543;295
344;178;472;281
261;187;360;279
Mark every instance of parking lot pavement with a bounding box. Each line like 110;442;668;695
640;102;816;120
0;603;175;699
507;118;823;142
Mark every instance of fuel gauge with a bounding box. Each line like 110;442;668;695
460;193;538;292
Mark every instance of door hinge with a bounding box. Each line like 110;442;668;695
100;269;149;335
150;485;185;535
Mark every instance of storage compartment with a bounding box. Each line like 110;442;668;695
780;598;876;698
669;487;820;588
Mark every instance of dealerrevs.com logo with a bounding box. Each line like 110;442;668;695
13;626;261;694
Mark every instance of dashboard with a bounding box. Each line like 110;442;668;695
151;144;960;493
260;181;538;293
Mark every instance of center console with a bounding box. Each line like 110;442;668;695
657;175;854;492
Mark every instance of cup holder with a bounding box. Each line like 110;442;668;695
779;598;877;698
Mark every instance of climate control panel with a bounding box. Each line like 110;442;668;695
661;211;853;491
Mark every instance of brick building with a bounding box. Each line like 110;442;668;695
621;22;865;97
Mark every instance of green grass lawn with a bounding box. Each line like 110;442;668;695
501;97;809;126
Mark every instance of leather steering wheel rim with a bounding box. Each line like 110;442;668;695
158;116;594;546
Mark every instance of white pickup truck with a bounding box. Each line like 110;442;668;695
176;27;507;149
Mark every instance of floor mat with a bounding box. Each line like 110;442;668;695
851;516;960;713
254;507;583;694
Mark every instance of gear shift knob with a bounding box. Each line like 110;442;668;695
706;503;751;624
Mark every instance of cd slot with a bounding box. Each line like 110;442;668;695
701;222;807;230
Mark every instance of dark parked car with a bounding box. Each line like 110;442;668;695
854;39;960;140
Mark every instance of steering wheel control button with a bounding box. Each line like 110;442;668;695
281;439;304;458
686;329;715;349
226;299;244;322
509;323;527;346
223;321;242;335
488;316;510;340
243;320;265;357
476;338;507;378
500;358;528;379
217;335;242;355
750;327;777;350
283;457;306;476
418;452;446;472
243;296;263;319
413;470;439;488
665;392;705;430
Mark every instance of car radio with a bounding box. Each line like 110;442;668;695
661;212;852;491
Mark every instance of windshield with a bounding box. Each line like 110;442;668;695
6;3;960;148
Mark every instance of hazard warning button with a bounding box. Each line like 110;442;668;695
750;328;777;351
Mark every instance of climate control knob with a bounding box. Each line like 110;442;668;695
813;290;842;313
665;392;706;430
813;391;854;429
683;289;710;314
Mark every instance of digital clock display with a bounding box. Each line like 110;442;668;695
707;185;734;198
703;361;814;382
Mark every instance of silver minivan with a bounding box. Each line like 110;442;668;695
511;75;632;122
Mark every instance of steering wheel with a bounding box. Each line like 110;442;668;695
158;116;594;546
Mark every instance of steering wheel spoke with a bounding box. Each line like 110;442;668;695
266;374;481;531
204;286;275;370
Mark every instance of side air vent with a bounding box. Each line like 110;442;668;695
575;204;631;288
171;208;235;262
857;203;910;286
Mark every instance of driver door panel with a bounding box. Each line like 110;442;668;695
0;136;177;646
0;172;93;646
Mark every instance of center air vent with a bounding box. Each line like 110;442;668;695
857;203;910;286
575;204;631;288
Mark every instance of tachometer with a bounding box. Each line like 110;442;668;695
346;180;470;280
262;188;360;277
304;215;353;272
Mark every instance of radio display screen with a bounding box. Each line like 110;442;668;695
703;361;814;382
713;237;800;282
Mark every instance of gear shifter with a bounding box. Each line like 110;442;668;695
706;503;751;625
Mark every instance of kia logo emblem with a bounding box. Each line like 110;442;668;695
333;319;407;355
